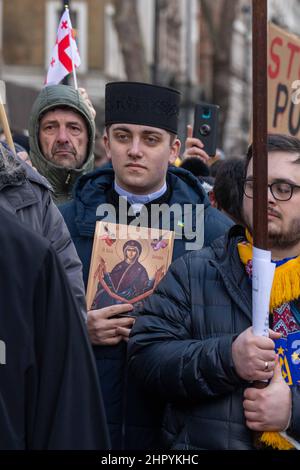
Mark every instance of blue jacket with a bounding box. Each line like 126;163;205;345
60;164;233;449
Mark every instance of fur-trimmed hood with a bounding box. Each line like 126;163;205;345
0;143;26;190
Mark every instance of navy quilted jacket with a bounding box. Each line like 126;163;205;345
128;225;300;449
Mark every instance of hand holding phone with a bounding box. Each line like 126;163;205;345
193;102;220;157
182;125;210;163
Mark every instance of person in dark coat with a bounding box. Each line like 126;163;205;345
128;134;300;450
0;207;110;450
60;81;233;450
0;142;87;320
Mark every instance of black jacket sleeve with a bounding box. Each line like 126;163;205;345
288;386;300;442
128;255;241;403
26;245;110;450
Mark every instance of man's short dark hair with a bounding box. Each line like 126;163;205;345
213;158;245;224
246;134;300;174
180;157;210;177
209;159;223;178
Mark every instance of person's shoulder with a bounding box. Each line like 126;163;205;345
72;164;114;200
0;207;51;258
168;244;217;278
184;243;220;264
168;165;203;189
205;204;233;228
181;229;234;265
168;227;241;278
202;205;233;247
167;165;208;202
18;158;53;192
59;199;76;221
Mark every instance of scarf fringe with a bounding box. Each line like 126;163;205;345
261;431;294;450
237;242;300;310
270;259;300;310
238;236;300;450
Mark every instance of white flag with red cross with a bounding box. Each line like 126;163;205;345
45;8;81;86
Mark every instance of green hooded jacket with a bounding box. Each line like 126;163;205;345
29;85;95;205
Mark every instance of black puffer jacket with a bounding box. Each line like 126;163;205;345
128;225;300;449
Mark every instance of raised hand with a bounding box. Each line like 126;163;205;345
78;87;96;120
182;124;210;163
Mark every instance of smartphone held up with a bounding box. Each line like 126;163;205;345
193;102;220;157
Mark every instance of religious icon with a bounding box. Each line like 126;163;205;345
86;222;174;310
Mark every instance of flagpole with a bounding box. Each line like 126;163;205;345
65;4;78;90
251;0;271;449
252;0;268;249
61;0;69;84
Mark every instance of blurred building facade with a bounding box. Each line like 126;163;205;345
198;0;300;157
1;0;300;153
0;0;199;134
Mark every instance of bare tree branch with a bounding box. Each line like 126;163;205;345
199;0;240;145
112;0;150;82
199;0;218;49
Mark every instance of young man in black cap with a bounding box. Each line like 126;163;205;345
60;81;232;450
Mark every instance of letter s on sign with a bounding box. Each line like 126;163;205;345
268;36;283;79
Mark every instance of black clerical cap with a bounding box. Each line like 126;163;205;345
105;82;180;134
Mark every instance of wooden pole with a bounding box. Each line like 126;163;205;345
0;98;15;155
252;1;269;449
252;0;268;249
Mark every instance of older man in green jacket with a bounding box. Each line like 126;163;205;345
29;85;95;204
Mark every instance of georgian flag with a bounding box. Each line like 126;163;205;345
45;8;81;85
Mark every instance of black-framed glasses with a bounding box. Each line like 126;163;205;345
243;179;300;201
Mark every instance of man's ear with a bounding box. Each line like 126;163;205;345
103;132;112;160
168;138;181;165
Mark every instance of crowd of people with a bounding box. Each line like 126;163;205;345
1;79;300;452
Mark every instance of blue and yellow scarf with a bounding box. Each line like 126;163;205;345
238;231;300;450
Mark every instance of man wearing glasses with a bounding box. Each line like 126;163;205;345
128;133;300;450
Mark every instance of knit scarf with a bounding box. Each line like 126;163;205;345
238;230;300;450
